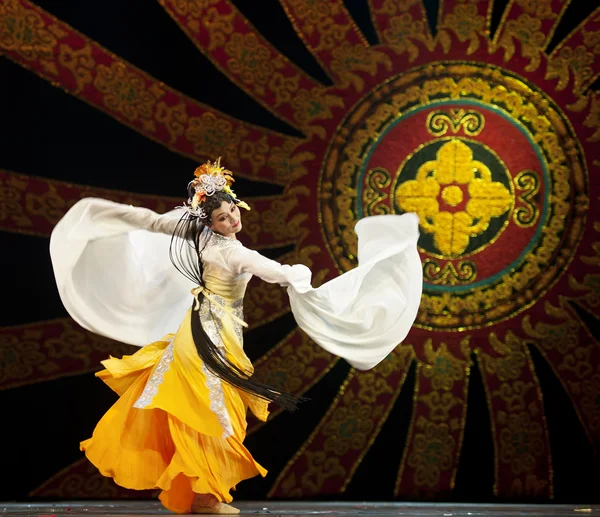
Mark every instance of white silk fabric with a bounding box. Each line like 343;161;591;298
50;198;422;371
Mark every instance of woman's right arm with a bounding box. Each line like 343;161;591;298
118;204;186;236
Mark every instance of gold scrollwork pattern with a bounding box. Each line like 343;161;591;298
427;109;485;137
546;8;600;94
477;332;552;497
583;93;600;142
523;309;600;436
396;340;471;495
0;169;180;237
0;0;58;60
423;259;477;285
493;0;571;72
437;3;486;55
368;0;434;61
363;167;391;216
329;42;392;93
513;170;540;228
158;0;336;133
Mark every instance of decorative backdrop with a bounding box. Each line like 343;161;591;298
1;0;599;502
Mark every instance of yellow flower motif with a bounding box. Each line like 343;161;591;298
395;139;513;256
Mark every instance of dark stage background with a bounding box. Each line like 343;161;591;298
1;0;600;504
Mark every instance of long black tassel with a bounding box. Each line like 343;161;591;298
190;292;304;412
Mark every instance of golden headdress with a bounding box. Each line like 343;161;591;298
185;158;250;218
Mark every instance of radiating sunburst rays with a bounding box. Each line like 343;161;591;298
1;0;599;501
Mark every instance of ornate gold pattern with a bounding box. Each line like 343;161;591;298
0;0;57;60
407;419;456;488
321;63;586;330
363;167;392;216
494;0;573;73
329;42;392;92
253;329;332;393
522;308;600;440
30;457;155;498
515;0;563;20
279;0;371;90
437;4;486;55
583;93;600;142
0;169;180;237
3;0;300;185
242;189;309;246
547;6;600;94
396;340;471;495
497;15;548;72
395;139;513;257
94;62;158;124
368;0;434;60
499;411;545;475
427;108;485;136
158;0;326;131
57;41;94;93
0;319;135;390
279;0;360;52
224;33;285;97
513;170;540;228
421;340;468;391
185;112;248;167
248;328;339;434
477;333;553;497
382;14;431;60
290;87;345;138
581;372;600;431
423;259;477;285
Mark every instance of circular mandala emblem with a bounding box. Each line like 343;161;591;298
320;62;588;330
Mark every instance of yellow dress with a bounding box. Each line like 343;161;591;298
80;234;271;514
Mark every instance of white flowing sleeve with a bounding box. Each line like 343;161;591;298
50;198;195;347
283;213;422;371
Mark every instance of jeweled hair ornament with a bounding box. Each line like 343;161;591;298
183;158;251;219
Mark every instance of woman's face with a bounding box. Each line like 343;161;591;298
208;200;242;238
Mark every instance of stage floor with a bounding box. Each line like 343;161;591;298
1;502;598;517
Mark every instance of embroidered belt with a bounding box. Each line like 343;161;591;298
191;286;248;328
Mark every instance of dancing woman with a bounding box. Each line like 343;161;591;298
50;160;422;514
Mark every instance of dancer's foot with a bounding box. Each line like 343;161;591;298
191;494;240;515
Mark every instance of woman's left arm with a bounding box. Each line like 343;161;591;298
221;245;312;291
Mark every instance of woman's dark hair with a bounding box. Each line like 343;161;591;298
169;191;302;412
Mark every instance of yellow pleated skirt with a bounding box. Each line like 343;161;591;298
81;309;269;514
